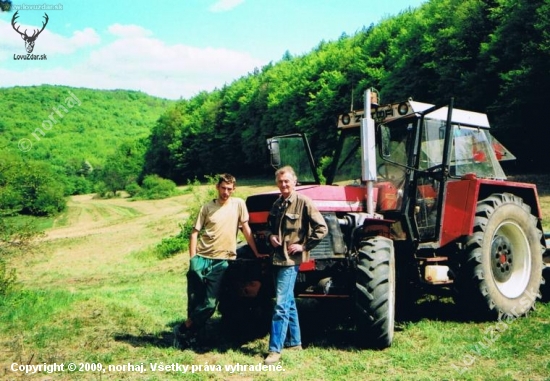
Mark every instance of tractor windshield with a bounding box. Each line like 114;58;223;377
331;131;362;184
331;118;412;195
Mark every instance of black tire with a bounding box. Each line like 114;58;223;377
456;193;544;320
218;245;273;339
355;236;395;349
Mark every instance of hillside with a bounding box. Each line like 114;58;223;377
0;85;174;169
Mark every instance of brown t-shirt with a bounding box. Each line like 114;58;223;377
194;197;249;260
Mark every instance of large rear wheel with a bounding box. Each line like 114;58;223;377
355;236;395;349
456;193;544;320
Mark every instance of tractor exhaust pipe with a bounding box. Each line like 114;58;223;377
361;88;377;216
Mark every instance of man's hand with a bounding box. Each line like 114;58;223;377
287;243;304;255
270;235;281;247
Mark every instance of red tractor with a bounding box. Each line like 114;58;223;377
219;89;549;348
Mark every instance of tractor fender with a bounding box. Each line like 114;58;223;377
440;177;544;248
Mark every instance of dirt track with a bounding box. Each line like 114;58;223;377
17;193;192;286
44;193;189;245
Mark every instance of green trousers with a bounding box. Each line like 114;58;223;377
186;255;229;329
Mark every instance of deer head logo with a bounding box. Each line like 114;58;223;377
11;11;49;53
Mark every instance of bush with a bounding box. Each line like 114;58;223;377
155;226;187;259
125;182;142;197
136;175;178;200
69;175;93;195
31;183;66;216
0;185;23;215
0;259;17;297
93;181;117;199
1;157;67;216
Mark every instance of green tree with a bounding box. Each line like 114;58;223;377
96;139;147;196
1;152;66;216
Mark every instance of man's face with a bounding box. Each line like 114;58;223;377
216;181;235;202
276;172;296;198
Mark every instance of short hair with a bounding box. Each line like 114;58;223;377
217;173;236;186
275;166;297;181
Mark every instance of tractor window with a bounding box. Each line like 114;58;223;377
378;121;411;167
450;127;506;179
267;135;319;184
419;119;446;170
332;133;362;184
377;121;412;194
418;121;507;180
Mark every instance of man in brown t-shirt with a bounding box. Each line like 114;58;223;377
174;173;263;348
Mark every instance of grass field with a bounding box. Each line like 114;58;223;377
1;179;550;381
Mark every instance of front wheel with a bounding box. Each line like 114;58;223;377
456;193;544;320
355;236;395;349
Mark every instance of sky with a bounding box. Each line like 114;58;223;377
0;0;427;100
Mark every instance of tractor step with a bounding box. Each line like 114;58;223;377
416;256;448;262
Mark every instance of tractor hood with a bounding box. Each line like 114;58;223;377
247;185;367;224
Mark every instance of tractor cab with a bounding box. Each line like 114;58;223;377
331;95;516;243
269;92;517;246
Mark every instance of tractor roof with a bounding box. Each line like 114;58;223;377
409;100;490;128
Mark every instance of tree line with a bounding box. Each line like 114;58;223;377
144;0;550;183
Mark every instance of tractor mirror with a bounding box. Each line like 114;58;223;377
267;138;281;168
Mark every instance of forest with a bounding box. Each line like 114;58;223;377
144;0;550;183
1;0;550;217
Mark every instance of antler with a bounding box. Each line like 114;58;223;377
10;11;49;40
32;13;49;39
11;10;26;37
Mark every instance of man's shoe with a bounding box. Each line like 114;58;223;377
173;324;185;349
264;352;281;365
173;324;196;349
285;344;302;351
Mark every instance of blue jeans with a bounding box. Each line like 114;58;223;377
268;265;301;353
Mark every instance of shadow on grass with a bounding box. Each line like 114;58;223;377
113;331;174;349
115;274;550;353
113;315;270;355
296;296;465;349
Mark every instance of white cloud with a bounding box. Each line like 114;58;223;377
78;27;264;98
107;23;153;38
0;22;265;100
209;0;245;13
42;27;101;53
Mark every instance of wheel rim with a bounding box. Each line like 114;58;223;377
491;221;531;298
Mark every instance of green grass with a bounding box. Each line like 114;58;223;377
3;259;549;380
1;177;550;381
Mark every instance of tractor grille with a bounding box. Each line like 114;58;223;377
310;213;346;259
